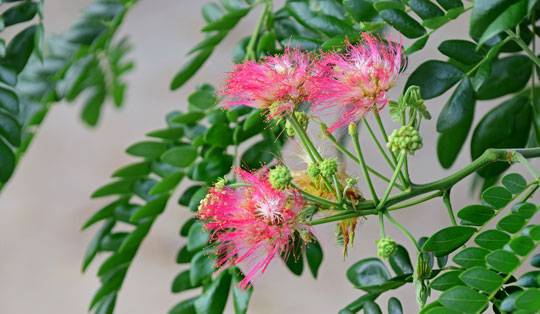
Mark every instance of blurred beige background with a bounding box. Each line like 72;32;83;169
0;1;539;313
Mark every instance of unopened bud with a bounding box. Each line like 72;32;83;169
214;177;227;188
320;123;329;135
319;158;338;177
269;165;292;190
307;163;320;178
346;177;359;186
376;236;397;259
387;125;423;155
348;123;357;136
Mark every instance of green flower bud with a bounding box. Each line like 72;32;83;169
269;165;292;190
214;177;227;188
376;236;397;259
387;125;423;155
348;123;357;136
320;123;329;135
285;112;308;136
307;163;320;178
414;252;432;282
346;177;359;186
285;120;295;136
319;158;338;177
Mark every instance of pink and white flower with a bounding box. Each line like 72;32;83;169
219;48;312;120
310;34;403;133
198;168;308;289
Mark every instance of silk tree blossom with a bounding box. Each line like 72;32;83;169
219;48;312;120
198;167;309;289
310;34;403;134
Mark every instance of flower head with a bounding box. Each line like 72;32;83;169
198;167;308;289
220;48;312;121
310;33;403;133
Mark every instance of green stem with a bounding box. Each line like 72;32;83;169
513;153;540;179
387;191;443;211
305;148;540;225
384;210;421;251
292;183;341;208
244;2;269;60
443;190;457;226
379;212;385;238
351;124;379;203
289;116;338;197
506;30;540;68
291;115;322;161
363;118;396;173
325;131;403;190
373;112;408;186
376;151;407;211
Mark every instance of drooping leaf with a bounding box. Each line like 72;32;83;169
471;96;531;178
194;271;232;314
187;221;210;251
171;270;199;293
190;249;215;286
232;270;252;314
306;239;324;278
436;78;475;168
170;48;213;90
347;258;391;287
388;245;414;276
387;297;403;314
363;300;382;314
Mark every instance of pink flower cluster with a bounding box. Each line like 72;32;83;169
198;168;308;289
220;33;403;133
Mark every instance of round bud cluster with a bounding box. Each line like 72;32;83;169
387;126;423;155
376;236;397;259
307;163;320;178
269;165;293;190
319;158;338;177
